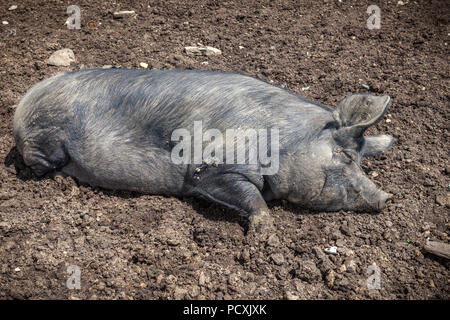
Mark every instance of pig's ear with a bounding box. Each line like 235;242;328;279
332;94;391;136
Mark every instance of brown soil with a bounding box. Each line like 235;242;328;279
0;0;449;300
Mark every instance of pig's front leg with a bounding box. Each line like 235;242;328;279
189;172;275;236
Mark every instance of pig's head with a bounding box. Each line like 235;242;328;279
287;94;394;212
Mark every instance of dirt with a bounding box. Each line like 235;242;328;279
0;0;449;300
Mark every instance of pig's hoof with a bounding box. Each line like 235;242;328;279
248;211;275;238
51;171;68;184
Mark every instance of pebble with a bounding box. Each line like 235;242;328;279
240;248;250;262
184;46;222;56
9;5;17;10
139;62;148;69
267;234;280;247
324;246;338;255
47;48;76;67
435;194;449;207
325;270;335;288
2;21;9;25
174;286;188;299
14;267;20;272
397;1;405;5
113;10;135;19
344;259;357;273
270;253;285;265
338;264;347;273
285;291;300;300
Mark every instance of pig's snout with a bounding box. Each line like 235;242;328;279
374;191;391;211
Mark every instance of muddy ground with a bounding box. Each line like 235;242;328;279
0;0;449;299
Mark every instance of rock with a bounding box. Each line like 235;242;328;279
285;291;300;300
325;270;335;288
0;221;11;231
47;49;76;67
338;264;347;273
102;65;113;69
240;248;250;262
14;267;21;272
270;253;285;265
9;5;18;10
295;259;321;282
184;46;222;56
397;1;405;5
344;259;357;273
165;274;177;285
2;21;9;25
113;11;136;19
139;62;148;69
198;271;208;286
340;223;353;236
267;234;280;247
444;166;450;175
174;286;188;299
435;194;449;207
424;240;450;259
324;246;338;255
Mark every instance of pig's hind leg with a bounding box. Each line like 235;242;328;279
189;171;275;235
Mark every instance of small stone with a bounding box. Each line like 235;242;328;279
386;220;393;228
397;1;405;5
386;119;392;123
174;286;188;299
240;248;250;262
435;194;449;207
285;291;300;300
113;10;136;19
267;234;280;247
340;224;352;236
0;221;11;229
270;253;285;265
47;48;76;67
102;65;113;69
324;246;338;255
325;270;335;288
14;267;21;272
2;21;9;25
344;259;357;273
336;239;345;247
9;5;18;10
296;259;321;282
198;272;208;286
139;62;148;69
184;46;222;56
338;264;347;273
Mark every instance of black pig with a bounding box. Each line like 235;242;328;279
13;69;394;233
